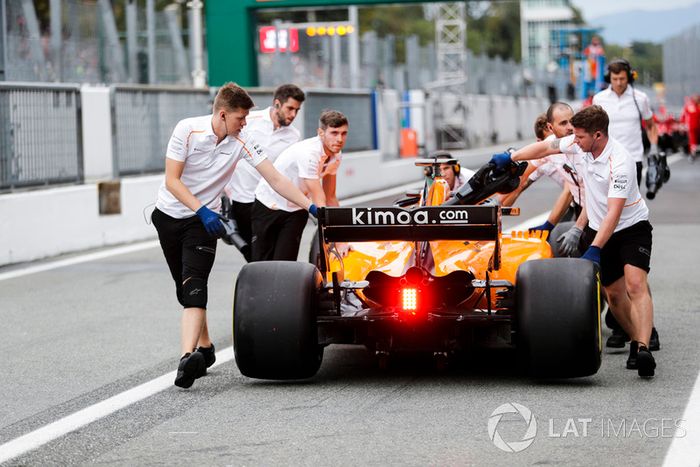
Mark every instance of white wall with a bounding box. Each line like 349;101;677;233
0;176;161;266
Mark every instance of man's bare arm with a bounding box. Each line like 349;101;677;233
511;139;563;162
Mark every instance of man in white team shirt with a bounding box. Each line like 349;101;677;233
500;103;586;237
151;83;319;389
225;84;305;260
490;105;657;378
593;58;659;186
252;110;348;262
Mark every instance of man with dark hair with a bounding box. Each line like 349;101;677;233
152;82;319;388
225;84;305;260
489;105;658;378
251;110;349;261
593;58;658;185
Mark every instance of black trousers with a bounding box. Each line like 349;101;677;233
151;208;217;308
230;200;253;262
250;200;309;262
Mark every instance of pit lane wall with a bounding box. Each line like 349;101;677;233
0;87;547;267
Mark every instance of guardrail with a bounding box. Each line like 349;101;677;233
111;84;212;176
0;82;83;191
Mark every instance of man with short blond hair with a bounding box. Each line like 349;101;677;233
152;82;319;388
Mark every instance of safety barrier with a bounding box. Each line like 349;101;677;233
0;82;83;191
1;82;547;193
111;85;212;175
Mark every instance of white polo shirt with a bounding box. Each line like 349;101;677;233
155;115;267;219
225;107;301;203
559;134;648;231
529;135;586;206
592;86;653;163
255;136;342;212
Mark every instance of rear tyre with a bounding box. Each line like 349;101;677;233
516;258;601;378
233;261;323;379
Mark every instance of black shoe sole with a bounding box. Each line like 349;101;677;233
637;350;656;378
175;353;206;388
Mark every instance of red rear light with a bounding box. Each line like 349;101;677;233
402;288;418;312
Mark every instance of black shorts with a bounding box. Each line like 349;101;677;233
583;220;653;286
151;208;217;308
250;200;308;262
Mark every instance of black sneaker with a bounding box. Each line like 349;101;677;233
626;341;639;369
174;352;205;388
649;328;660;352
637;345;656;378
607;328;630;348
195;344;216;378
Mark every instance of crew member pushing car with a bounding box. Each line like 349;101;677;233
152;83;318;388
251;110;349;262
224;84;305;260
490;105;658;378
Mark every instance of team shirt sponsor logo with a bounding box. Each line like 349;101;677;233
612;175;628;192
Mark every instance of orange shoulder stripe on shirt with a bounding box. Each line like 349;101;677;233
624;198;642;208
234;135;254;158
185;130;206;152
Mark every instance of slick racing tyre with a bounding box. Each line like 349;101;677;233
233;261;323;379
516;258;601;378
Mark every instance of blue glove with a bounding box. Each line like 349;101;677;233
196;206;225;237
309;203;319;218
581;246;601;265
529;220;555;233
489;151;512;170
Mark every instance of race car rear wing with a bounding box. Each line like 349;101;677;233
319;205;500;242
316;205;505;274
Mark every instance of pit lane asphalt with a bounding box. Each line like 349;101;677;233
0;155;699;466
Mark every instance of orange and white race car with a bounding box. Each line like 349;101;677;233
233;156;602;380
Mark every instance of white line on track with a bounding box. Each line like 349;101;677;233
0;152;690;463
0;241;160;282
0;347;235;464
662;370;700;467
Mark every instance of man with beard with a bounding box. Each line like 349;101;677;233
225;84;305;260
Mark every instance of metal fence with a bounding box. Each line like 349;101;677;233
109;85;373;176
302;90;373;151
663;23;700;109
111;85;212;175
0;82;83;191
2;0;194;85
